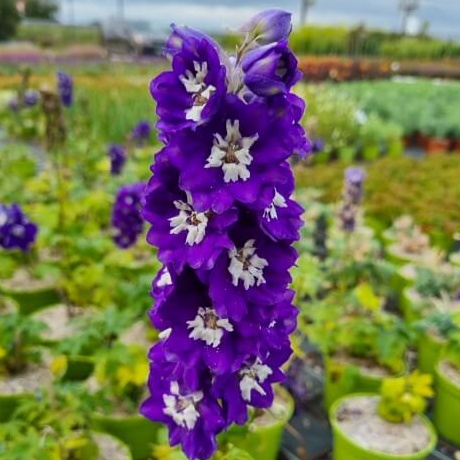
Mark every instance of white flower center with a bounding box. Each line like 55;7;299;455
187;307;233;348
163;381;203;430
205;119;259;183
11;225;25;237
157;267;172;287
0;209;7;227
263;189;287;221
239;358;273;402
228;239;268;290
169;200;209;246
179;61;216;122
159;327;172;340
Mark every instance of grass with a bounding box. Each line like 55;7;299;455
295;154;460;249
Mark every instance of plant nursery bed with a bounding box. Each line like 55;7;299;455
279;399;459;460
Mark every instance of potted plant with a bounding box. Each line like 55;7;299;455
415;311;460;375
0;312;51;422
1;382;133;460
311;286;411;410
401;267;460;322
433;330;460;444
330;372;437;460
89;342;160;460
359;114;383;161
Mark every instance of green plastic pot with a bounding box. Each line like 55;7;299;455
330;394;437;460
226;387;294;460
389;265;415;299
324;356;403;412
363;144;380;161
387;139;404;157
385;244;416;267
450;252;460;268
63;355;95;381
93;432;133;460
381;229;396;247
434;360;460;445
417;333;446;376
0;393;34;423
0;282;60;316
400;288;425;323
91;414;161;460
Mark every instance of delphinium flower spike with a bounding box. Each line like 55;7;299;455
0;204;38;252
56;71;73;107
141;10;309;459
338;166;366;232
108;144;127;176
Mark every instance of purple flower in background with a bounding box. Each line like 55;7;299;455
456;289;460;301
8;97;19;112
56;71;73;107
108;144;127;176
239;9;292;46
24;89;40;107
339;167;366;232
131;120;151;144
311;137;325;153
111;183;145;248
0;204;38;252
141;11;306;459
242;40;301;97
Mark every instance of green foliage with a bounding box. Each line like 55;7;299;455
295;155;460;250
0;0;20;41
0;312;46;375
94;343;148;410
56;306;136;356
378;371;434;423
1;384;99;460
415;311;460;341
290;25;349;55
414;267;460;299
24;0;59;20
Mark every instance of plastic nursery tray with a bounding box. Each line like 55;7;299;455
279;397;459;460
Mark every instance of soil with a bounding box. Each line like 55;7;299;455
32;304;79;341
0;362;52;395
94;433;131;460
336;395;431;455
331;354;393;378
250;388;291;429
439;360;460;388
1;268;55;291
119;320;151;349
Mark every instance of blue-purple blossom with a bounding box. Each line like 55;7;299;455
241;40;301;97
0;204;38;252
24;89;40;107
108;144;126;176
239;9;292;46
56;71;73;107
111;183;145;248
339;166;366;232
7;97;19;112
141;11;306;459
312;138;325;153
131;120;151;145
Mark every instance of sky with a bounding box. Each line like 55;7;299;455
59;0;460;40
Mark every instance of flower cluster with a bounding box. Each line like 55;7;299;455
108;144;127;176
8;90;40;112
56;71;73;107
0;204;38;252
111;183;145;248
338;166;366;232
131;120;151;145
141;10;308;459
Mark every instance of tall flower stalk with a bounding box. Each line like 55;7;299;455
141;10;308;459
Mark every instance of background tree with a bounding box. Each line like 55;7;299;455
24;0;59;20
0;0;20;41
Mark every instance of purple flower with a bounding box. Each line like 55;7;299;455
150;27;227;133
142;11;304;459
0;204;38;252
24;89;40;108
111;183;145;248
240;9;292;46
56;71;73;107
108;144;126;176
242;40;301;97
456;289;460;301
339;167;366;232
312;138;325;153
8;97;19;112
131;120;151;144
